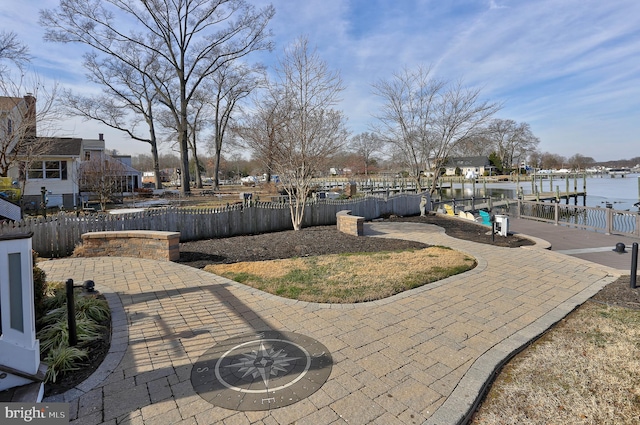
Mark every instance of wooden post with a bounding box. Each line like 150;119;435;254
531;172;535;194
605;207;613;235
539;174;543;194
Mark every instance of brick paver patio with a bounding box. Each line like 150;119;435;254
41;222;619;425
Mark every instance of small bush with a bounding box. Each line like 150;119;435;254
38;318;104;352
38;280;110;383
44;346;88;383
75;296;110;322
32;251;47;322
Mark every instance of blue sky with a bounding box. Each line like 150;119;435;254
2;0;639;162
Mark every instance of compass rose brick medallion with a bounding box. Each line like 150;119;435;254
191;331;333;411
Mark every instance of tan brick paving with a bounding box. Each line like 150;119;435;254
40;221;618;424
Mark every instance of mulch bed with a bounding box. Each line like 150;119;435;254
177;213;534;269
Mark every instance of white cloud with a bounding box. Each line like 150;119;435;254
1;0;638;161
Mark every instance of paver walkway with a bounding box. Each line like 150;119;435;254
40;222;620;425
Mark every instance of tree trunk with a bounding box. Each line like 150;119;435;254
150;140;162;190
179;102;191;195
213;150;222;190
193;150;203;189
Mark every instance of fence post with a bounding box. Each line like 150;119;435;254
631;243;638;289
605;207;613;235
554;202;559;225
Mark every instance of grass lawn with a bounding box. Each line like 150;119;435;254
204;246;475;303
471;302;640;424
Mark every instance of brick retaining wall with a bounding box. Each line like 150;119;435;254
79;230;180;261
336;210;364;236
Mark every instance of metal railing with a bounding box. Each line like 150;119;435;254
516;200;640;238
430;195;513;215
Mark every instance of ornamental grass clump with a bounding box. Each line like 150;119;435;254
36;279;110;383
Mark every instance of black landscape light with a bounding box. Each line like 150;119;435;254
66;278;97;346
83;280;96;292
613;242;626;253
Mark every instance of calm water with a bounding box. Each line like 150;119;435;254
443;174;640;211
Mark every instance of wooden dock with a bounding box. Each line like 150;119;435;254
522;190;586;203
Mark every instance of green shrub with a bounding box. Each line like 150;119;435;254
37;280;110;384
75;296;110;322
42;281;67;313
32;251;47;323
44;346;88;383
38;320;70;355
38;318;104;352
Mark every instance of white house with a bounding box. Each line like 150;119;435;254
1;95;141;212
19;137;83;209
444;156;494;177
13;135;141;210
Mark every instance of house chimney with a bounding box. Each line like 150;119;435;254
99;133;104;141
23;93;37;139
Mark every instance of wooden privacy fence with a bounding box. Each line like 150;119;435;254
0;193;424;258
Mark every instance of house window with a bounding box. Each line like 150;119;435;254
28;161;68;180
7;118;12;135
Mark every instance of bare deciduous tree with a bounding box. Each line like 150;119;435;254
0;31;30;83
207;62;265;190
61;51;165;189
371;66;444;186
350;132;384;176
41;0;274;195
450;131;493;157
372;66;500;194
539;152;566;170
485;119;539;173
1;82;60;185
233;85;288;184
78;153;127;211
567;153;595;171
1;34;61;203
239;37;349;230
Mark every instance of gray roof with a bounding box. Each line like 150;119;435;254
447;156;491;167
38;138;83;156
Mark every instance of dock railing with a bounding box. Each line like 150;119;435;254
430;196;513;215
516;199;640;238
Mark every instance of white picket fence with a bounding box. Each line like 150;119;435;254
0;193;424;257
